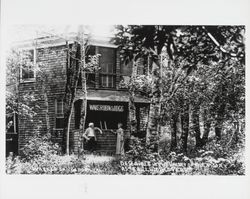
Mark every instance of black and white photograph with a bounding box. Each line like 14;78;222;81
5;24;245;175
0;0;249;199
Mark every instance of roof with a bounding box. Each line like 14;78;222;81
11;34;118;49
75;89;150;103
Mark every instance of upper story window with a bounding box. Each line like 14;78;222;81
21;49;36;82
78;46;96;88
77;46;117;89
55;99;64;129
99;47;116;88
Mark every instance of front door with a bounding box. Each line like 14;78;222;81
6;134;18;157
6;113;18;156
86;101;128;130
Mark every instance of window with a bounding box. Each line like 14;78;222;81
100;73;116;88
6;112;18;134
55;99;64;129
86;46;96;63
100;62;116;88
21;49;36;81
86;73;96;87
77;72;96;88
77;45;96;88
86;46;97;88
99;47;116;88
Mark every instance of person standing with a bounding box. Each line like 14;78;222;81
112;123;125;156
82;122;102;153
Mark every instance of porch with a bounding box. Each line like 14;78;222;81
51;89;149;154
51;129;131;155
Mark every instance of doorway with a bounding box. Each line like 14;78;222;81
74;100;128;130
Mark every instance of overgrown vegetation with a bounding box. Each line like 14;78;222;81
119;137;244;175
6;133;120;174
6;134;244;175
6;25;245;175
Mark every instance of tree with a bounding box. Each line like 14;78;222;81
63;26;100;154
128;58;139;135
114;25;245;154
114;25;178;151
6;49;38;131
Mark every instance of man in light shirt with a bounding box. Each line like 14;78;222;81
82;122;102;153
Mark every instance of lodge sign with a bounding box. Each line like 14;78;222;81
89;104;124;112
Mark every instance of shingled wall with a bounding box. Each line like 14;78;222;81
18;44;69;153
17;44;127;155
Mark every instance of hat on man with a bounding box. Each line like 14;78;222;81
89;122;94;127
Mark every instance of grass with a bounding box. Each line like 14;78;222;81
84;154;115;164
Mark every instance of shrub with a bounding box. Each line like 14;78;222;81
6;132;120;174
6;155;23;174
6;154;121;175
125;136;160;161
21;133;61;161
6;130;244;175
118;141;245;175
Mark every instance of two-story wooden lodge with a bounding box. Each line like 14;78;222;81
6;34;150;156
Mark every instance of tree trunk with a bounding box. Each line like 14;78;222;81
42;84;50;136
199;107;211;146
193;105;202;148
214;103;225;141
180;102;189;153
214;84;226;141
234;120;239;144
227;119;239;147
146;60;161;151
79;29;87;140
170;113;178;151
128;58;138;136
201;122;211;147
215;120;223;140
80;71;87;135
129;90;137;134
63;42;81;154
66;106;73;155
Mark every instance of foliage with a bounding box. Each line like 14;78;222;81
7;151;244;175
6;154;120;175
21;132;61;161
6;26;245;175
6;132;119;174
6;133;244;175
6;49;38;131
114;25;245;153
85;54;101;72
119;74;152;96
117;133;244;175
125;136;160;161
119;149;244;175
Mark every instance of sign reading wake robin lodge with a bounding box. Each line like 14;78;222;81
89;104;124;112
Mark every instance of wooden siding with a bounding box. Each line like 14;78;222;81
18;45;68;153
16;42;148;155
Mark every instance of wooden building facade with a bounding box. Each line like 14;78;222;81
6;35;150;156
